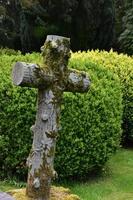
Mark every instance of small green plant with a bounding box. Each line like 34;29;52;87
2;179;26;188
0;48;21;56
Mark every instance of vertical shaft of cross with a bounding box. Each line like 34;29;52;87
26;88;62;200
12;35;90;200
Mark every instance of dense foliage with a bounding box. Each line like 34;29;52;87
0;0;115;52
115;0;133;55
1;0;133;55
0;50;122;180
77;50;133;141
118;6;133;55
0;0;20;49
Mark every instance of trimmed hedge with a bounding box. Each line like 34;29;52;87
0;51;122;179
73;50;133;142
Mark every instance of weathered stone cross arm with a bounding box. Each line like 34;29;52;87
12;63;89;93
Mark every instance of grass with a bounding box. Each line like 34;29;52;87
0;148;133;200
0;180;26;192
65;148;133;200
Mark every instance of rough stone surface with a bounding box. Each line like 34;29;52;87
0;192;15;200
12;35;90;200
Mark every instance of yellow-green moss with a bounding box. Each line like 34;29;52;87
8;187;80;200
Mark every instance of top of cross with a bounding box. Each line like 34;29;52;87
12;35;90;93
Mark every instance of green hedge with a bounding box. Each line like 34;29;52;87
0;51;122;179
74;50;133;142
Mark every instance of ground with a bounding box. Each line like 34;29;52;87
8;187;80;200
0;148;133;200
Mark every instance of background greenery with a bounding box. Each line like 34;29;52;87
0;50;123;180
1;0;132;55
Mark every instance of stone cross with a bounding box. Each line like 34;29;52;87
12;35;90;200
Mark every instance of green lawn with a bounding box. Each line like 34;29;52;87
0;148;133;200
65;148;133;200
